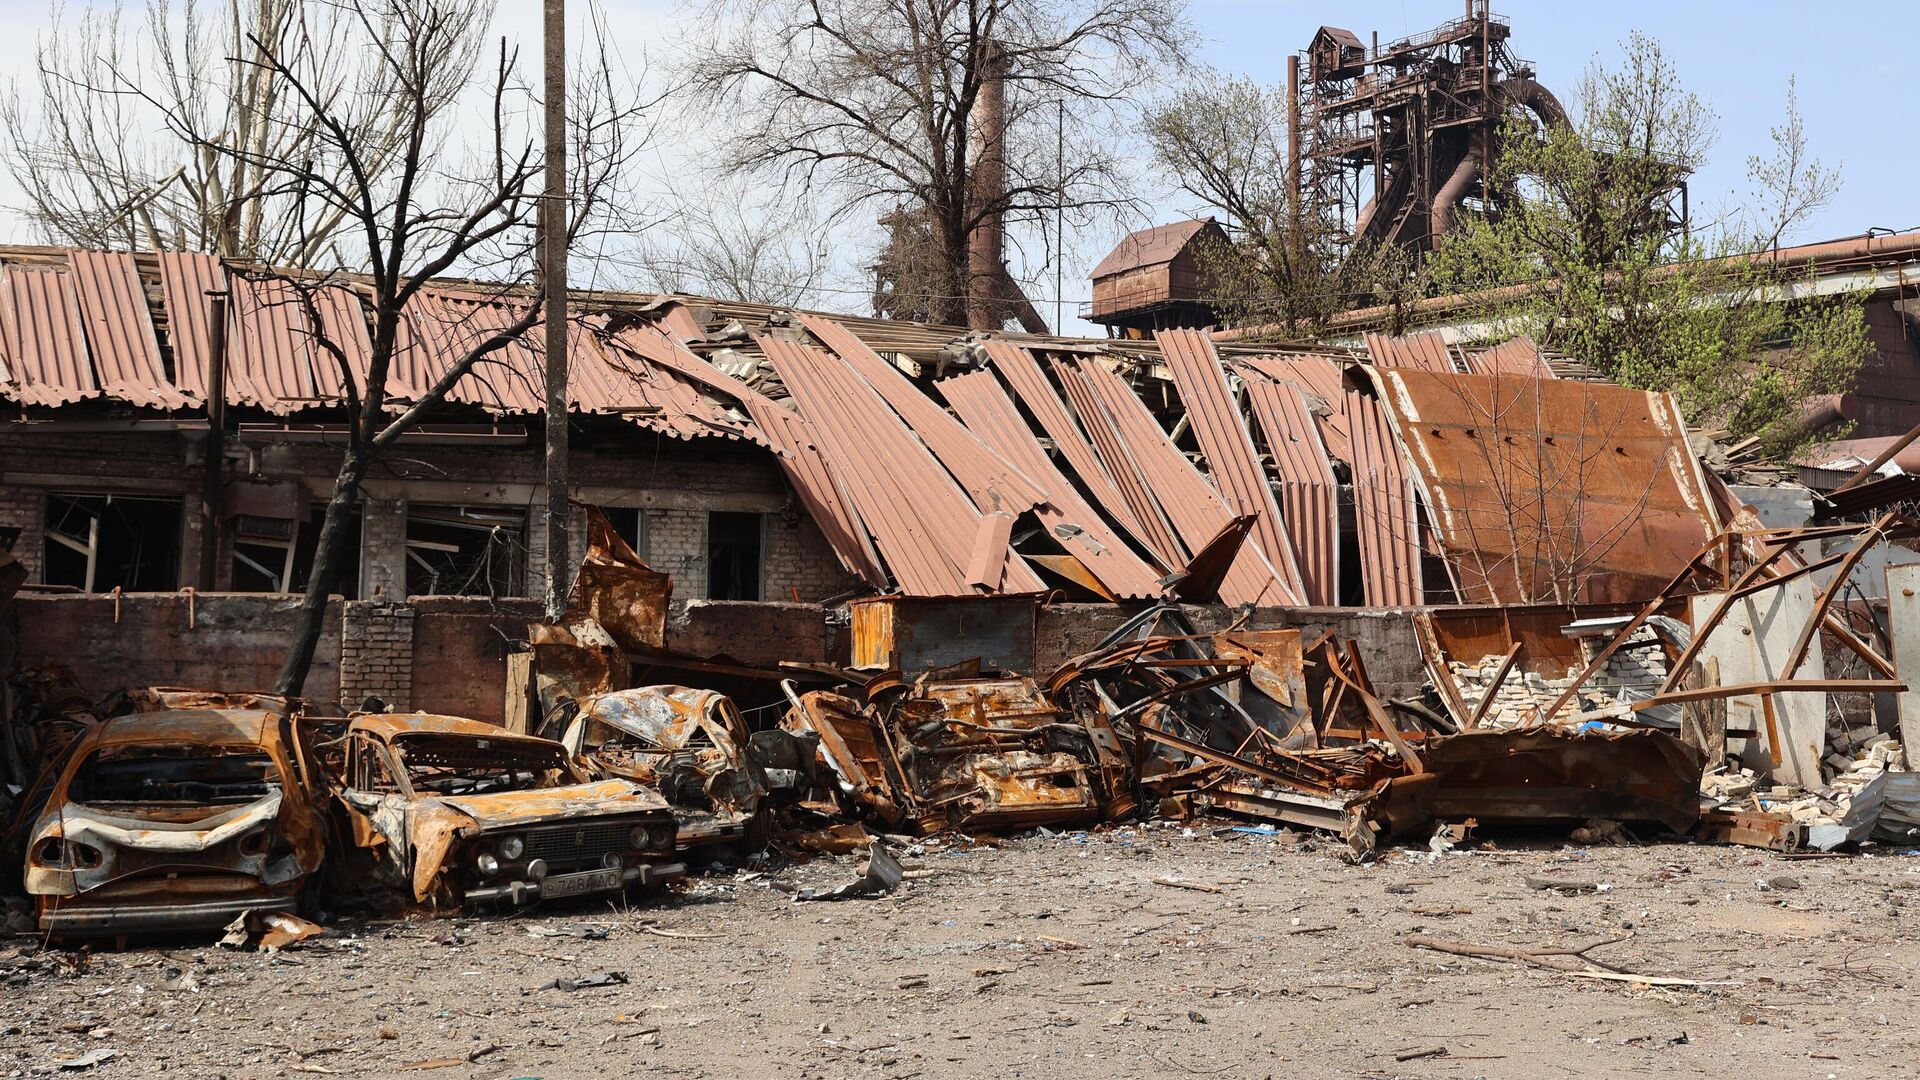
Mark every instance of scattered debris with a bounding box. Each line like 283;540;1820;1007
219;911;325;953
535;970;630;992
793;842;905;901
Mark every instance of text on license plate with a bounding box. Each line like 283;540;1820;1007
540;867;622;899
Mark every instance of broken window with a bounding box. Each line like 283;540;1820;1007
405;504;526;598
390;733;571;795
71;745;278;808
600;506;649;561
42;493;182;592
707;511;763;601
231;504;362;597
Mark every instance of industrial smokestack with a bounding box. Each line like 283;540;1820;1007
966;40;1049;333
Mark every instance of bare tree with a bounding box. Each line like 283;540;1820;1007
680;0;1192;328
107;0;646;695
628;179;834;307
1140;70;1410;333
2;1;491;263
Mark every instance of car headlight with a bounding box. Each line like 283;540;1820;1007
628;825;651;849
498;835;524;861
651;824;676;850
475;852;500;878
35;838;104;869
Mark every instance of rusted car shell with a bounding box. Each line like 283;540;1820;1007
337;713;684;909
566;686;745;761
561;686;765;851
23;708;327;936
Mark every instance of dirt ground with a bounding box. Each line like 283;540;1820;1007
2;822;1916;1080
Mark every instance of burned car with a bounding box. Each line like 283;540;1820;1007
335;713;685;910
557;685;818;855
21;706;328;936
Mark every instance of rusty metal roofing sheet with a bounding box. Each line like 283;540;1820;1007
1469;335;1553;380
655;301;706;344
1365;330;1456;374
155;251;233;401
394;289;544;412
1237;354;1354;463
1374;369;1718;605
612;324;881;584
226;275;353;411
581;331;755;442
1089;219;1215;279
1158;328;1306;601
1348;390;1425;607
1057;355;1291;607
0;265;96;407
1052;358;1187;567
798;314;1044;517
1245;379;1340;606
66;250;187;409
937;369;1165;599
981;340;1145;537
228;275;314;407
274;282;377;408
762;334;1041;596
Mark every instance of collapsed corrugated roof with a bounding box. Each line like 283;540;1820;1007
0;245;1720;609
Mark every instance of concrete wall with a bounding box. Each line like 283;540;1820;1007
5;589;1434;724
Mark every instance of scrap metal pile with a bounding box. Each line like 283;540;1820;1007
772;604;1709;860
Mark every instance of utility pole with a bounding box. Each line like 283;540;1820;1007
542;0;569;619
1055;98;1064;335
198;292;229;590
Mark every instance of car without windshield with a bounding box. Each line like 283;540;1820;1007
335;712;683;910
21;704;328;937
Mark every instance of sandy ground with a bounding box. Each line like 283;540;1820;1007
2;823;1917;1080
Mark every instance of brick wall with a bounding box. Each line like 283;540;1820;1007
6;592;342;705
338;600;415;711
0;487;40;582
642;508;706;593
361;497;408;599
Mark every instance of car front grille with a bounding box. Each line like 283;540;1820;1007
522;821;632;872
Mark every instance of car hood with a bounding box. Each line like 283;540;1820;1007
434;779;670;830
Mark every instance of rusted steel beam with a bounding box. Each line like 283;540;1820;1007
1631;679;1906;710
1326;644;1424;774
1138;725;1338;796
1465;642;1523;731
1831;420;1920;494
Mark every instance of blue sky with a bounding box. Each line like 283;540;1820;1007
1174;0;1910;241
0;1;1906;332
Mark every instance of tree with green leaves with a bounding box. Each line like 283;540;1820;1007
1426;36;1865;458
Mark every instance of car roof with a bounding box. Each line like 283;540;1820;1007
94;709;276;749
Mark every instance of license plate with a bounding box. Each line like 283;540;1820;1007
540;868;622;900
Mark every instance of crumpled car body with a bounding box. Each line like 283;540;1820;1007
561;686;821;855
336;713;685;910
22;708;328;937
783;677;1114;835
